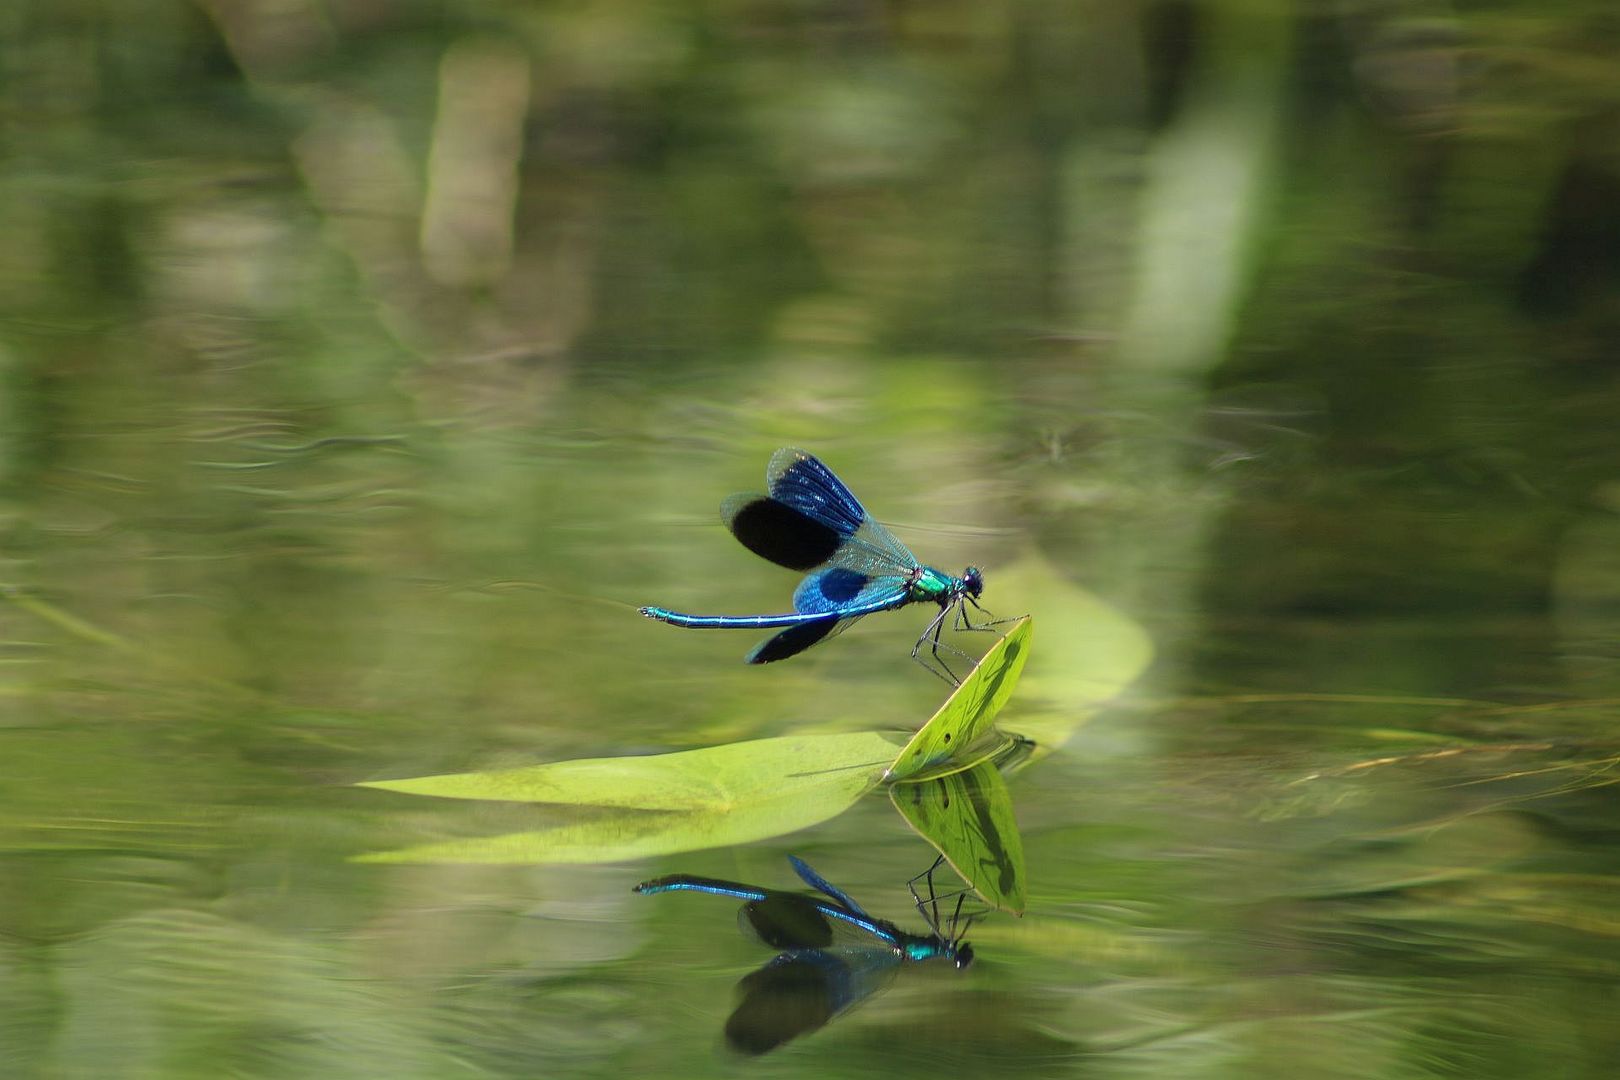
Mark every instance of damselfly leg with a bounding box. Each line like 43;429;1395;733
915;596;1027;685
912;604;980;686
905;857;965;930
955;595;1024;633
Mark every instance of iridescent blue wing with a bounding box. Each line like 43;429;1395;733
791;568;910;616
787;856;872;920
725;947;900;1055
833;518;921;576
766;449;919;575
763;448;868;536
744;568;912;664
741;570;903;664
721;450;919;575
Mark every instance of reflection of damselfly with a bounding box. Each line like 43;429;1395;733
640;448;1012;683
634;855;979;1055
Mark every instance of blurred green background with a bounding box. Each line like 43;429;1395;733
3;1;1620;1076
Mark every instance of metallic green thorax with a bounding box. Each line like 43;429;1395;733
907;567;959;604
901;937;950;962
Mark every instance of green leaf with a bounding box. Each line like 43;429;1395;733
358;732;898;809
884;618;1032;782
355;732;900;864
890;759;1026;913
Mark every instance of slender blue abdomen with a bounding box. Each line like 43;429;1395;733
638;607;836;629
639;589;909;629
633;875;769;901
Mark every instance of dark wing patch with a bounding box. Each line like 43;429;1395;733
743;894;835;950
746;618;841;664
722;494;843;571
792;568;872;614
724;952;848;1056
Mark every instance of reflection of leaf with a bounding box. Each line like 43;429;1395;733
890;760;1026;913
355;732;900;864
990;553;1153;750
884;619;1032;782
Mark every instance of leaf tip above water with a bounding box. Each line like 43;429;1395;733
884;617;1033;782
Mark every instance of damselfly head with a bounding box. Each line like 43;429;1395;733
962;566;984;599
953;941;975;969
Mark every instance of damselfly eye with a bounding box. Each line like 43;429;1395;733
954;942;975;969
963;566;984;598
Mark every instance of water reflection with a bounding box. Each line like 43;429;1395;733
6;0;1619;1072
634;855;977;1054
891;753;1030;914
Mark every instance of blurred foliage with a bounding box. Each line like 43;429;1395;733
2;0;1619;1076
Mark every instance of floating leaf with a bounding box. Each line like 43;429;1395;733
356;732;900;864
359;732;898;809
890;758;1026;913
988;553;1153;750
896;729;1026;784
884;618;1032;782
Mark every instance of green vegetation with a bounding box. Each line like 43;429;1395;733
2;0;1619;1075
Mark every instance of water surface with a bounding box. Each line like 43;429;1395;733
3;2;1619;1076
